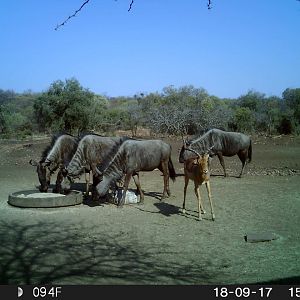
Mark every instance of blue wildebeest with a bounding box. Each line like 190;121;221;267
62;134;130;198
29;133;78;193
179;128;252;178
96;139;177;207
182;146;215;221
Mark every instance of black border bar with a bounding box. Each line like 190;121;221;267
1;284;298;300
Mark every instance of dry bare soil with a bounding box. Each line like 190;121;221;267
0;134;300;285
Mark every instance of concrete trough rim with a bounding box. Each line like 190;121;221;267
8;189;83;208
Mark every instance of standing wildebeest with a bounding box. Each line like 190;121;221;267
96;139;177;207
29;133;78;193
182;147;215;221
179;128;252;178
62;134;130;198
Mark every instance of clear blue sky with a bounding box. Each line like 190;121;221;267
0;0;299;98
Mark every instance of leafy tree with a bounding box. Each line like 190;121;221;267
0;103;32;136
260;96;282;134
0;89;15;105
278;117;293;135
234;107;255;133
237;90;265;112
136;85;231;136
282;88;300;125
33;78;95;134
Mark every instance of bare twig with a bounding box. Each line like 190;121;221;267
55;0;91;31
207;0;212;9
128;0;134;12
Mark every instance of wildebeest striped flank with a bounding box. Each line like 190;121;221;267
96;139;177;207
179;128;252;178
29;133;78;193
62;134;130;197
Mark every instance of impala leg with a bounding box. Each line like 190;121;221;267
194;184;203;220
182;176;189;215
132;173;144;204
205;181;215;221
200;199;206;214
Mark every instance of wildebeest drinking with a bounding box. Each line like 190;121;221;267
61;134;130;198
96;139;177;207
29;133;78;193
179;128;252;177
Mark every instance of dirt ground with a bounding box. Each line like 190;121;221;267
0;134;300;285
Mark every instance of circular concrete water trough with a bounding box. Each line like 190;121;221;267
8;189;83;208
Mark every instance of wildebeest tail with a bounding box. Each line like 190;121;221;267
248;140;252;163
168;157;176;182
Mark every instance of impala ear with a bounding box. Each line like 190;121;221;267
29;159;38;167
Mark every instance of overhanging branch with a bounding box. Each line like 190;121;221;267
55;0;91;31
55;0;213;31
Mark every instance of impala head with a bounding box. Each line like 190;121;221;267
196;153;210;175
184;146;213;176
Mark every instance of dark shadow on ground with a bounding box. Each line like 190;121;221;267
153;202;180;217
143;191;162;201
0;220;223;285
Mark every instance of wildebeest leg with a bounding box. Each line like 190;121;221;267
217;152;227;177
132;173;144;204
160;161;170;199
182;176;189;215
205;181;215;221
91;174;102;201
85;170;90;196
237;150;247;178
118;173;132;207
53;170;63;193
194;184;203;221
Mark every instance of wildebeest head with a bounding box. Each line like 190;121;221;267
179;140;214;163
29;159;52;192
179;139;192;163
179;139;214;164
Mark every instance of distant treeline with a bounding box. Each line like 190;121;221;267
1;78;299;138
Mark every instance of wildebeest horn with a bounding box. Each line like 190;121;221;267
29;159;38;166
44;159;51;166
206;145;214;154
186;147;201;158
